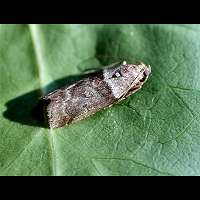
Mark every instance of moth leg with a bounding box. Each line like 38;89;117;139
125;85;142;98
114;84;142;105
108;104;114;108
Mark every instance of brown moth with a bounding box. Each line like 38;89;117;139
42;61;151;128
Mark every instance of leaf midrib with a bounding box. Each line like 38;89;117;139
28;24;57;176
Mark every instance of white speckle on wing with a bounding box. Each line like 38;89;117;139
103;69;127;99
115;72;121;77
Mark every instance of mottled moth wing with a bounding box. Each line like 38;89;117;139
42;72;115;128
42;60;151;129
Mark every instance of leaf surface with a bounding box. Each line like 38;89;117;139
1;24;200;175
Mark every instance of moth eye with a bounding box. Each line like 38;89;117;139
140;77;146;82
140;72;147;82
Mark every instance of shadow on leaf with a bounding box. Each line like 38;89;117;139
3;73;88;128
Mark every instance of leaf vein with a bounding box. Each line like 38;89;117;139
1;129;42;173
93;157;174;176
28;24;57;176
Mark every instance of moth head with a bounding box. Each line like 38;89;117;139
111;61;151;82
104;61;151;99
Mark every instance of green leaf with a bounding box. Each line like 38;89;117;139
1;24;200;176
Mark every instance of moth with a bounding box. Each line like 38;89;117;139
42;61;151;128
